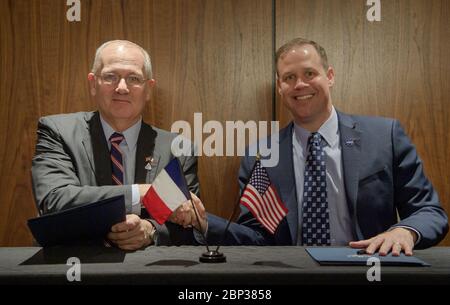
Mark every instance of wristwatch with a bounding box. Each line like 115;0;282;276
144;220;158;245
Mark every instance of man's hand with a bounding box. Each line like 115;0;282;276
169;193;207;233
107;214;155;250
349;227;418;256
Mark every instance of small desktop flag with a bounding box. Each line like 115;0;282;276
240;160;288;234
142;158;190;224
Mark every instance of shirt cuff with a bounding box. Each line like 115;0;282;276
131;184;141;215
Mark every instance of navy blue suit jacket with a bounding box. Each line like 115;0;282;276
207;111;448;249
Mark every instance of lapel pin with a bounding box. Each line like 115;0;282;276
345;138;360;147
145;156;154;171
345;139;354;147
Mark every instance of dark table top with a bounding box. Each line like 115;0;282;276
0;246;449;285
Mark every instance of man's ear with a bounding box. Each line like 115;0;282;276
276;77;282;95
146;79;156;100
87;73;96;96
327;67;335;87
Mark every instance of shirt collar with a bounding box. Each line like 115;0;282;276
100;115;142;150
293;106;339;148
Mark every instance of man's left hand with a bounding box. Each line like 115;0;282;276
107;214;154;250
349;227;418;256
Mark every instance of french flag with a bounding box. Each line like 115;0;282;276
142;158;190;224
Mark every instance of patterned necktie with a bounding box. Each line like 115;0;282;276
301;132;331;246
109;132;124;185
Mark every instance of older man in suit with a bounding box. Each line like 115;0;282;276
32;40;199;250
175;38;448;255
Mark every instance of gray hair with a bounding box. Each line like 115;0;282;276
91;40;153;79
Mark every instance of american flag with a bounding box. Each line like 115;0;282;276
239;160;288;234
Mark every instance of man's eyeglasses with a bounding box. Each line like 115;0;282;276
96;73;148;87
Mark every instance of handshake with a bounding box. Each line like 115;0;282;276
108;192;207;251
169;193;208;234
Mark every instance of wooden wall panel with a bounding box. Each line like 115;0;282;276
0;0;273;246
147;0;273;217
276;0;450;245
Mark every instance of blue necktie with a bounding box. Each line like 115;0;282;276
301;132;331;246
110;133;124;185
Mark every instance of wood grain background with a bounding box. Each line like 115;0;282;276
0;0;448;246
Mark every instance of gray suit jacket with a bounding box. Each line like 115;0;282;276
31;111;199;245
207;111;448;248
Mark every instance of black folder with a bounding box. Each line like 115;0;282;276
28;195;126;247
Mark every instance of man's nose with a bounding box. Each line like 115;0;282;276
115;78;129;94
294;78;308;90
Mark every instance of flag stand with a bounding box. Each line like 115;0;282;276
175;159;227;263
199;250;226;263
203;155;263;263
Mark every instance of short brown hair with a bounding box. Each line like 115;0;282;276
275;38;329;74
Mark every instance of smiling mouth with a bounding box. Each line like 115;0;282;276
295;94;314;101
112;99;130;103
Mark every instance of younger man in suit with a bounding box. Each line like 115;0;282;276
173;38;448;255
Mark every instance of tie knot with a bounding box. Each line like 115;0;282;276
109;132;124;144
308;132;322;147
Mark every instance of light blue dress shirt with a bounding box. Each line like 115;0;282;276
292;107;355;245
100;115;141;215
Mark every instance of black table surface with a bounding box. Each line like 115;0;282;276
0;246;449;285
